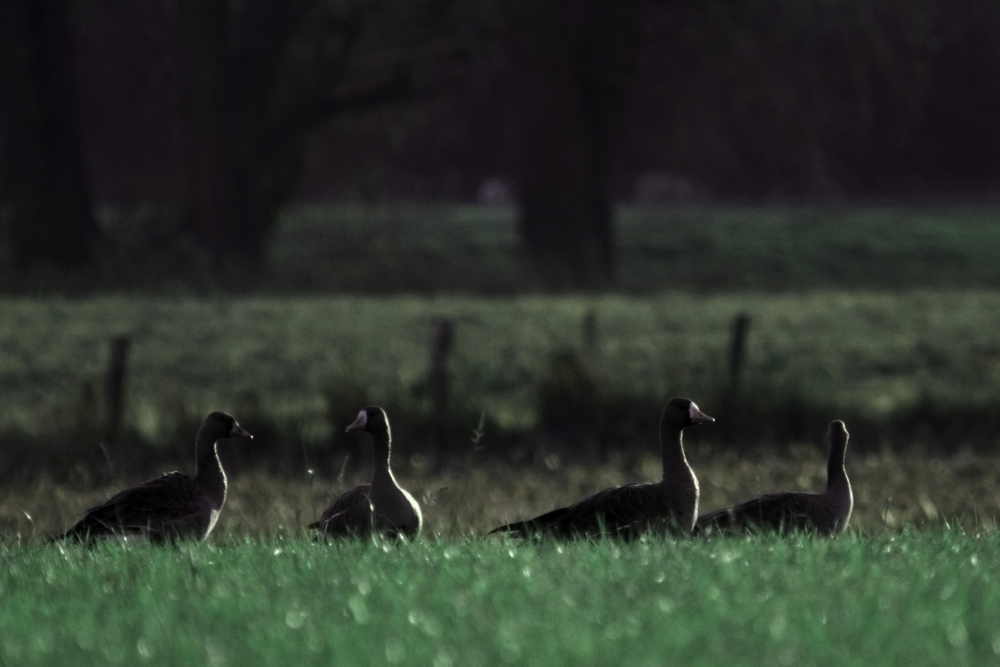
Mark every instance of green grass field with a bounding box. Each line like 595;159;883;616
255;204;1000;293
1;206;998;664
2;532;996;666
8;204;1000;294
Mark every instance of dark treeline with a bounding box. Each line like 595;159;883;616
66;1;1000;203
632;0;1000;199
1;0;999;289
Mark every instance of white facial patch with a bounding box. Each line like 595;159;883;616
345;409;369;433
688;402;701;420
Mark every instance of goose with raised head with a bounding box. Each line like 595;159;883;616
695;420;853;536
55;412;251;543
490;398;714;539
310;406;422;540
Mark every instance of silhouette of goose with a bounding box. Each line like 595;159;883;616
310;406;422;539
56;412;251;543
490;398;713;539
695;420;852;536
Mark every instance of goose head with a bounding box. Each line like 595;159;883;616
346;406;391;438
661;398;715;430
827;420;849;453
201;411;253;441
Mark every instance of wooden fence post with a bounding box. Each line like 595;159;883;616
582;309;597;352
429;317;453;419
723;313;750;443
104;335;130;446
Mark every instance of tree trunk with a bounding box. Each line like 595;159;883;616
174;1;308;272
174;1;229;260
508;0;643;289
173;0;480;272
0;0;101;269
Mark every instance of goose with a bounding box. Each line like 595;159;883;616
695;420;852;536
490;398;713;539
310;406;422;540
55;412;251;543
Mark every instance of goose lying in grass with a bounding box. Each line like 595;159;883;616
310;406;422;540
695;420;852;536
490;398;713;539
55;412;251;543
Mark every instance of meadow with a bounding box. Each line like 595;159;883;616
245;203;1000;293
6;204;1000;294
1;532;997;667
2;205;1000;663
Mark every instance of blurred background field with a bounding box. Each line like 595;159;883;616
8;204;1000;294
6;258;1000;452
6;286;1000;455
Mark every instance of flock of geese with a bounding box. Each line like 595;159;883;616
52;399;853;544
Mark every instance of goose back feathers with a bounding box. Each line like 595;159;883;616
490;398;713;539
695;420;852;536
56;412;251;543
311;406;422;540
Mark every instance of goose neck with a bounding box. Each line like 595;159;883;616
370;434;394;486
826;443;849;494
660;423;688;479
194;436;227;508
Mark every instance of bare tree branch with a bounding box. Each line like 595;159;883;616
175;0;495;264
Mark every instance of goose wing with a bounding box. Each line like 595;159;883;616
374;487;423;539
695;491;817;535
489;504;574;538
310;485;376;537
60;472;208;540
492;482;668;539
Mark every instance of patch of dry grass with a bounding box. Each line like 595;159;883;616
4;445;998;541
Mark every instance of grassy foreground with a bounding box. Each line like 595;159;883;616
1;531;996;666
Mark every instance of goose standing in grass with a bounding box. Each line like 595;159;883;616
695;420;852;536
490;398;714;539
310;406;422;540
55;412;251;543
